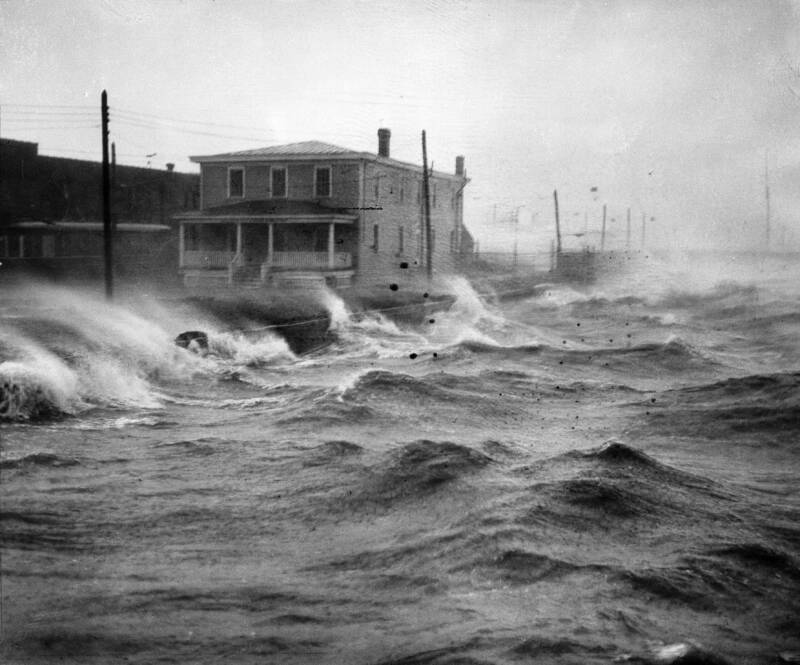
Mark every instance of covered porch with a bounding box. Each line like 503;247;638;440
176;208;357;289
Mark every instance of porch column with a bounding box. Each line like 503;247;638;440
235;222;242;256
178;223;185;268
267;223;274;266
328;222;335;269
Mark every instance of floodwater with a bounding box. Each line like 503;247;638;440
1;254;799;664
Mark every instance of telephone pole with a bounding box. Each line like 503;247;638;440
641;212;646;249
101;90;113;300
422;130;433;281
600;204;607;252
626;207;631;250
765;151;771;249
553;189;562;255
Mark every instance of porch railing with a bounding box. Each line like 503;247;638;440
182;250;353;272
182;250;235;268
268;252;352;268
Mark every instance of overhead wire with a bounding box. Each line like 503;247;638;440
2;103;95;110
2;125;100;131
111;116;273;143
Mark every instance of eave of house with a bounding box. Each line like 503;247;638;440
173;212;357;224
5;221;171;233
190;151;466;183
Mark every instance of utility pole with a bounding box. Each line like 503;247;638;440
101;90;113;300
111;142;117;230
601;204;607;252
641;212;646;249
511;208;519;271
765;151;771;249
626;207;631;250
421;130;433;281
553;189;562;255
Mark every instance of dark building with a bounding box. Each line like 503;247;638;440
0;138;199;284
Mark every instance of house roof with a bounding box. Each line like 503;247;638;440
191;141;361;163
195;141;359;160
190;140;468;182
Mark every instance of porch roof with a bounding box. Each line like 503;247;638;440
4;221;170;233
174;199;357;224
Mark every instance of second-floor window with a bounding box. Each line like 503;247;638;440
271;167;287;198
228;167;244;198
315;166;331;198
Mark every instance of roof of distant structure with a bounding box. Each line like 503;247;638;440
6;221;170;233
190;140;467;182
199;141;357;159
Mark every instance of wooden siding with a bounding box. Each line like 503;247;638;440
201;161;363;208
355;161;462;287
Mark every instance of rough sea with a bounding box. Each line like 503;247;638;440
1;253;799;665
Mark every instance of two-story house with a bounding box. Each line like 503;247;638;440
174;128;469;289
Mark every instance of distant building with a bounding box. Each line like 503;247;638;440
0;138;199;282
175;129;470;289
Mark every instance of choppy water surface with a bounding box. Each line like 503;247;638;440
2;254;799;665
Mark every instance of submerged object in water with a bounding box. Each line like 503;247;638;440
0;378;59;421
174;330;209;355
0;381;22;419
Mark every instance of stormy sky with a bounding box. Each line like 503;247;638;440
2;0;799;251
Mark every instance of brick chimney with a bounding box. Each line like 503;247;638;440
377;128;391;158
455;155;465;176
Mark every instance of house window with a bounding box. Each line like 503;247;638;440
271;167;287;198
315;166;331;198
373;225;379;251
398;226;404;255
228;167;244;198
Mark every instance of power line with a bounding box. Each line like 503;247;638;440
2;103;95;109
2;111;96;118
37;146;156;159
34;147;101;156
3;119;100;127
111;117;272;143
2;125;100;131
112;107;278;135
3;116;99;123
